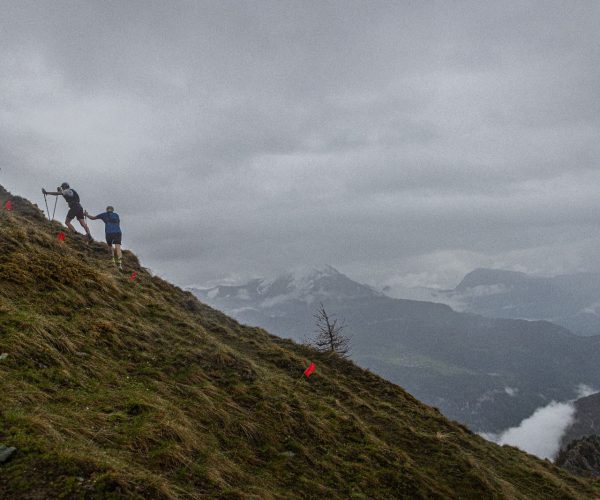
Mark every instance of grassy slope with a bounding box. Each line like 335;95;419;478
0;185;599;499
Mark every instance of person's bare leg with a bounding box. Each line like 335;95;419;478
78;217;91;234
115;244;123;269
109;244;117;266
65;218;76;232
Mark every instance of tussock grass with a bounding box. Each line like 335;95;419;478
1;184;600;498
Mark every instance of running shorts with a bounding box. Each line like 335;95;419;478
106;233;122;245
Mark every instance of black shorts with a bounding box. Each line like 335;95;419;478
106;233;122;245
66;203;84;221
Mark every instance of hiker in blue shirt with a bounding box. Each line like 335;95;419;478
85;206;123;270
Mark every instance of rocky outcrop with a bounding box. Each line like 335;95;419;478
556;435;600;477
0;445;16;464
560;392;600;451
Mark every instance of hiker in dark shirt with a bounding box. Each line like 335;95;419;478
42;182;93;242
85;206;123;270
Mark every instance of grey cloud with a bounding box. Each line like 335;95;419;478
1;1;600;288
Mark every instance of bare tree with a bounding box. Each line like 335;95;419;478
310;303;351;358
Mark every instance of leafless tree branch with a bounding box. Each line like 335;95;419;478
310;303;351;358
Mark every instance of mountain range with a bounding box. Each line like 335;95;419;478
189;266;600;433
388;268;600;337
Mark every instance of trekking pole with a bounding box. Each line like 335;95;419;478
51;195;58;220
42;191;50;219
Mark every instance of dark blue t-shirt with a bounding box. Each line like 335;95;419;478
97;212;121;234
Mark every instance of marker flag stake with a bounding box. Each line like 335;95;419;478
130;271;138;281
5;200;12;211
57;232;65;241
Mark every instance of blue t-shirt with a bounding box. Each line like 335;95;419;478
97;212;121;234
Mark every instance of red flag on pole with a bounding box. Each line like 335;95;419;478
4;200;12;211
57;232;65;241
130;271;138;281
303;362;316;378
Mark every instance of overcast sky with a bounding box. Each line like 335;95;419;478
2;1;600;289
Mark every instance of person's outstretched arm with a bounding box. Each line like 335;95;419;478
42;188;62;196
84;211;100;220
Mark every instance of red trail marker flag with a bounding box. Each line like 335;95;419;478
303;362;316;378
4;200;12;211
288;362;317;395
130;271;138;281
57;232;65;241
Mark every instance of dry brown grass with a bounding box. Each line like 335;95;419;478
1;184;600;499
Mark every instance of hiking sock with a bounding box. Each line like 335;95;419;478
117;257;123;270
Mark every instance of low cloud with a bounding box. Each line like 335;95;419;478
482;402;575;460
576;384;596;399
482;385;598;460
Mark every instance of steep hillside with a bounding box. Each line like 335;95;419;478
1;185;600;499
192;269;600;432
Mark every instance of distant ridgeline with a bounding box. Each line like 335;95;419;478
447;268;600;337
2;183;600;498
191;269;600;433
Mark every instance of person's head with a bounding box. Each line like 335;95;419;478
61;182;70;190
106;206;114;213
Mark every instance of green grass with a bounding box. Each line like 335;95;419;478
1;184;600;498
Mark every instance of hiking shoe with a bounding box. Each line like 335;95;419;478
86;234;94;243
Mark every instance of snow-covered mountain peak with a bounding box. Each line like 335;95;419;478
189;265;381;311
258;265;343;295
